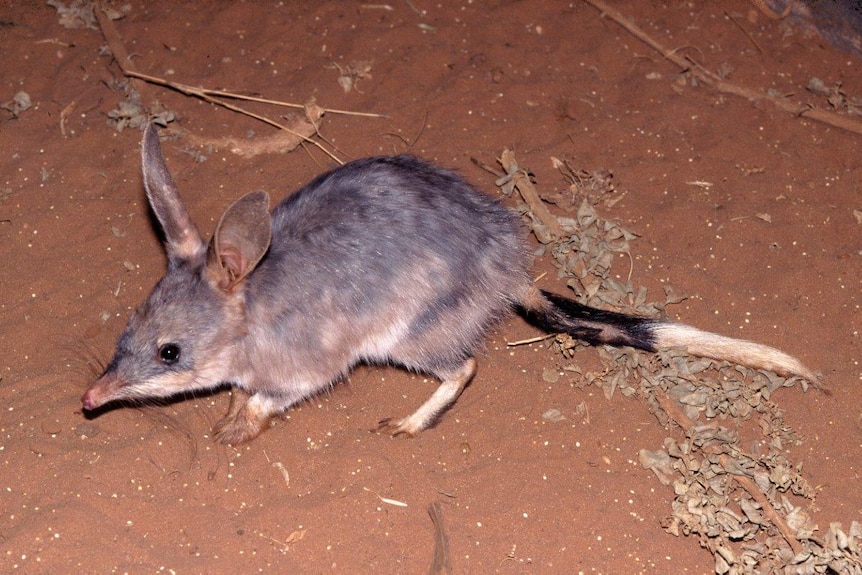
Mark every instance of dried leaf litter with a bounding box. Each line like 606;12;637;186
495;152;861;574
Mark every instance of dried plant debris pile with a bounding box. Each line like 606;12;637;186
806;78;862;117
495;151;862;574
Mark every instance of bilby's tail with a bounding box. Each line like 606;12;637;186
519;289;820;385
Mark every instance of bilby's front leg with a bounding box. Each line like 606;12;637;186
213;388;278;445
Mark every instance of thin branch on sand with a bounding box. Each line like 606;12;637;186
582;0;862;137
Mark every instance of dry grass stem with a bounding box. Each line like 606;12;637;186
363;487;407;507
154;84;387;118
272;461;290;488
507;334;555;347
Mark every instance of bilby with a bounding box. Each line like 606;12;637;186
81;123;818;445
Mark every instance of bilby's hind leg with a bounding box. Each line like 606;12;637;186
377;358;477;437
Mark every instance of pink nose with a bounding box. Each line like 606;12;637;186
82;372;119;411
81;389;98;411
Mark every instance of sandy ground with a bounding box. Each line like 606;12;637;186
1;2;860;573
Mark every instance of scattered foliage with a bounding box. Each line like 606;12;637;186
496;151;862;574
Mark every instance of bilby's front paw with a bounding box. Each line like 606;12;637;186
212;412;269;445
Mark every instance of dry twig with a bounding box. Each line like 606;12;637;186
499;150;564;241
94;3;382;162
750;0;792;20
582;0;862;136
94;3;149;101
428;502;453;575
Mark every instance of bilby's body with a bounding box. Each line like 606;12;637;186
82;124;817;444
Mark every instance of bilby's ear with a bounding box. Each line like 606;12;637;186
207;191;272;291
141;123;206;263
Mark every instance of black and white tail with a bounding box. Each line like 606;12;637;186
520;289;819;385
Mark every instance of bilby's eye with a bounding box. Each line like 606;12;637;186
158;343;181;364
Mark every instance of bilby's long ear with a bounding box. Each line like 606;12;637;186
207;190;272;292
141;122;206;263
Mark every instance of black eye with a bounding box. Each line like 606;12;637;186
158;343;181;364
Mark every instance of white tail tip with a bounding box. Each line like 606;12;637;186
652;323;820;385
